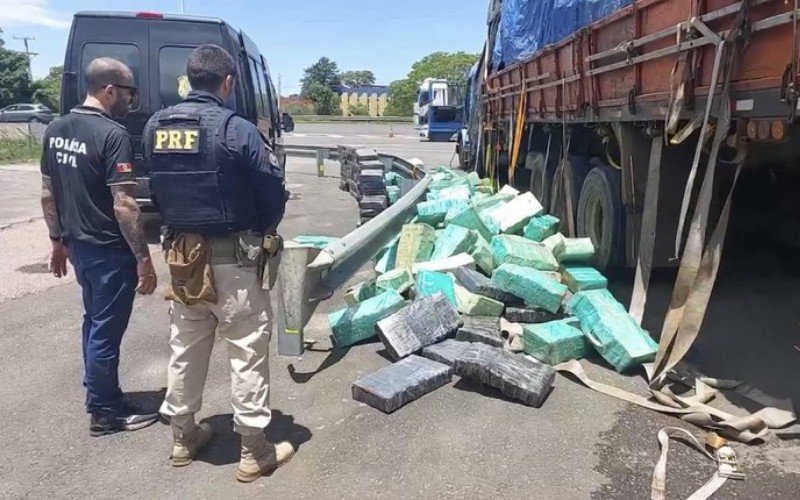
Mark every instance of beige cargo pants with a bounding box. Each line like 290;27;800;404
159;263;271;435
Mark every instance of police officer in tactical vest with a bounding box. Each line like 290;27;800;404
143;44;292;482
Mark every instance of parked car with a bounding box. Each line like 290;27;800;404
62;10;295;211
0;103;54;123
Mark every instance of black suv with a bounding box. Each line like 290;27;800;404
62;10;294;209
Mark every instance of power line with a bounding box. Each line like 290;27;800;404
14;36;37;80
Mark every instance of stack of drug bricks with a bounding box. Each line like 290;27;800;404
337;146;403;226
327;167;658;413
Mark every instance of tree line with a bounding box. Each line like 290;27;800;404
297;51;479;117
0;29;61;110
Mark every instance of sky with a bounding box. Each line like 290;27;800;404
0;0;488;95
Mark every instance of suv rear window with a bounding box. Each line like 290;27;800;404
80;43;141;109
159;46;195;108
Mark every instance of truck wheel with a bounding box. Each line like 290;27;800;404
526;151;550;209
576;165;624;271
549;159;589;235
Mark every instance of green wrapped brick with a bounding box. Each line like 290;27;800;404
416;198;470;225
561;265;607;292
453;282;504;316
292;235;339;249
374;236;399;274
412;253;476;274
329;290;406;347
395;223;436;269
469;235;495;275
431;225;478;261
492;263;568;313
479;192;544;235
415;270;457;307
384;171;403;186
542;233;566;257
445;205;493;243
472;192;515;212
522;318;589;365
471;192;491;202
569;289;658;372
467;171;482;186
490;234;559;271
344;279;380;306
428;183;472;201
386;185;401;204
523;215;560;242
428;174;469;192
559;237;596;263
376;268;414;294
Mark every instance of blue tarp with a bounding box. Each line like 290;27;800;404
492;0;634;67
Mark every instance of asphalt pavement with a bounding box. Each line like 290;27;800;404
0;122;798;498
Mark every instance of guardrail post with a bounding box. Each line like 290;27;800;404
316;150;325;177
275;242;323;356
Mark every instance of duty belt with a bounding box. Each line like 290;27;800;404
208;232;262;267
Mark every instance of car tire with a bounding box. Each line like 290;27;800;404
576;165;624;271
29;117;41;124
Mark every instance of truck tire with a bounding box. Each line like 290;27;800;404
526;151;550;209
549;158;589;234
576;165;624;271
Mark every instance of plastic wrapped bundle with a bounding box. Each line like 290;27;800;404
395;223;435;269
376;268;414;294
504;307;563;324
416;198;470;225
292;235;339;249
431;225;478;261
344;279;379;306
492;263;568;313
387;185;401;204
523;215;560;242
376;292;461;360
352;355;452;413
472;192;516;212
490;234;559;271
522;318;589;365
453;282;505;316
374;236;400;274
329;290;406;347
412;253;475;274
453;265;519;303
561;265;607;292
456;316;504;347
542;233;566;257
428;173;469;191
428;183;473;201
454;343;555;407
445;205;493;242
421;339;473;366
415;270;457;306
559;238;596;263
480;192;544;235
570;289;658;372
469;236;495;275
384;171;403;186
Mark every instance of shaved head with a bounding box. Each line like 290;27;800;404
85;57;133;94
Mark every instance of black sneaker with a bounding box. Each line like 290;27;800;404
90;407;159;437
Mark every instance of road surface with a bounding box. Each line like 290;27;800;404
0;122;797;498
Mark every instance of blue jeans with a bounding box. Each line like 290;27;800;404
69;240;137;416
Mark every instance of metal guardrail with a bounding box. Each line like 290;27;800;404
275;148;428;356
281;144;339;177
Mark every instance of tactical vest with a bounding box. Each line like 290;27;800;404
146;101;254;235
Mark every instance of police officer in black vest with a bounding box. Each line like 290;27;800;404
143;44;292;482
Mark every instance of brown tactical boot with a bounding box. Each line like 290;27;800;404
170;418;213;467
235;433;295;483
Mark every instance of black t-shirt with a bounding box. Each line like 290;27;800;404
41;106;136;247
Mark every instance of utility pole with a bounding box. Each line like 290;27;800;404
178;0;185;13
14;36;37;81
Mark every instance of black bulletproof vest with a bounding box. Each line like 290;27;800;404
146;101;254;235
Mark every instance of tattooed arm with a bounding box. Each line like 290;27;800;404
41;176;69;278
111;184;157;295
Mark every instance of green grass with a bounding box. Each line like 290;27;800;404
0;138;40;164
